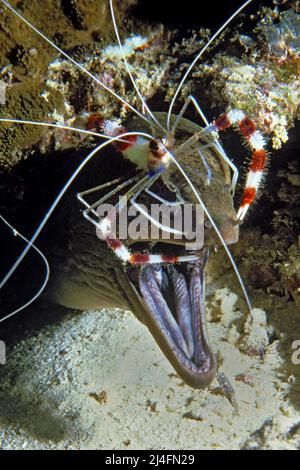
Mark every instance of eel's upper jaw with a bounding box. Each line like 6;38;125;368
136;248;217;389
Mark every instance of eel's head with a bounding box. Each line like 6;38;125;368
50;115;239;389
121;116;239;388
123;149;238;388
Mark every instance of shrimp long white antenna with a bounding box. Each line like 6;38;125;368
109;0;166;134
0;214;50;322
0;117;134;144
0;118;112;140
0;0;149;125
166;0;254;131
165;147;253;313
0;130;157;320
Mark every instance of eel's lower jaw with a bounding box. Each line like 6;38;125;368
138;248;217;389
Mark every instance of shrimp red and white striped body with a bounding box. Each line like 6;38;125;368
86;115;172;171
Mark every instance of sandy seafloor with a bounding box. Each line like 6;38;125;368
0;303;288;450
0;280;300;450
0;0;300;450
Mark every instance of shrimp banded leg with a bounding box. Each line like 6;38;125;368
170;95;239;195
173;95;268;221
77;174;143;220
78;170;194;265
204;109;268;221
105;233;199;265
130;174;187;237
78;173;152;236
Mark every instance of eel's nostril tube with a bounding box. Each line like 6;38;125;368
223;218;240;246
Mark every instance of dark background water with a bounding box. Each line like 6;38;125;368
131;0;275;28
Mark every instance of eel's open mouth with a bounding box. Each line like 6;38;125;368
129;246;217;389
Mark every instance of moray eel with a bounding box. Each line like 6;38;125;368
44;113;239;389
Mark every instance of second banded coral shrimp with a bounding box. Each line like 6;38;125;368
0;0;271;387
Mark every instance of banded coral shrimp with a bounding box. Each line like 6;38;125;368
0;0;281;388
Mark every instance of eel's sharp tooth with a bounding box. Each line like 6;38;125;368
169;267;194;358
139;267;190;358
190;263;211;368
